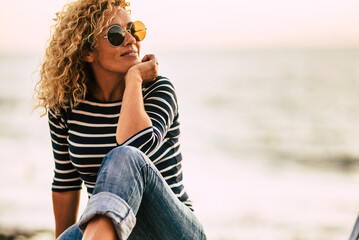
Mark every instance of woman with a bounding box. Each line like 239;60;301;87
35;0;206;239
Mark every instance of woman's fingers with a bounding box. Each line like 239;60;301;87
141;54;156;64
128;54;158;83
142;54;158;77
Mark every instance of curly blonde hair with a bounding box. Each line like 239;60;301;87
35;0;130;115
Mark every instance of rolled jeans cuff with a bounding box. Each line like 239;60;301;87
78;192;136;239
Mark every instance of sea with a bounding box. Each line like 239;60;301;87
0;48;358;240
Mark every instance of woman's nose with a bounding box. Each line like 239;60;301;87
122;31;136;46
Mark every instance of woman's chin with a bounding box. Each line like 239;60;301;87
128;58;141;67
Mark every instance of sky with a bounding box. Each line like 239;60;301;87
0;0;358;53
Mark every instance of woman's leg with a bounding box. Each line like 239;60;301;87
82;215;118;239
128;195;206;240
78;146;206;240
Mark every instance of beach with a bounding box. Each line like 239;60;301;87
0;48;359;239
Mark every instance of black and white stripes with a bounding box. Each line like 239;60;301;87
48;76;192;209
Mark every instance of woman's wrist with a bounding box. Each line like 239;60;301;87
125;68;143;86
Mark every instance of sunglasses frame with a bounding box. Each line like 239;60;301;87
104;21;147;47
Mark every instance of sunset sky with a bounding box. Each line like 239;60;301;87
0;0;358;53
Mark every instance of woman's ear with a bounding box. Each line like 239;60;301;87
84;51;94;63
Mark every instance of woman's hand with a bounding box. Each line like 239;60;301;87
117;54;157;144
125;54;158;85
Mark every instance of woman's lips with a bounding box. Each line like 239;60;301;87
120;50;138;57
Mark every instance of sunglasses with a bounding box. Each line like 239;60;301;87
104;21;147;47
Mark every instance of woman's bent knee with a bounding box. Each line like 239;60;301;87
101;146;149;172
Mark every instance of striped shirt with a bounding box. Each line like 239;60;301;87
48;76;192;209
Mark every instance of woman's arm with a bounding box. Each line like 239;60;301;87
116;54;158;145
117;76;179;156
48;109;82;237
52;190;81;238
116;70;152;144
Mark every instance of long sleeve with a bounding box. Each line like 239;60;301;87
48;108;83;192
119;77;178;156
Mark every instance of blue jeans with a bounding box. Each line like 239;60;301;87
57;146;206;240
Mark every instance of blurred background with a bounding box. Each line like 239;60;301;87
0;0;359;239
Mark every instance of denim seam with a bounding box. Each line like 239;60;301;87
112;208;136;238
126;161;150;204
